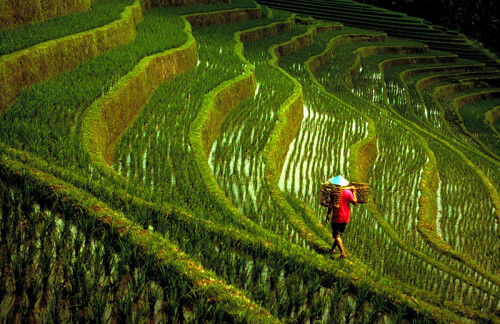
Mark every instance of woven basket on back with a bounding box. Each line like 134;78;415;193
320;182;370;207
350;182;370;204
320;183;343;208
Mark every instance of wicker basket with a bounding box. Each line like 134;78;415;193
320;183;344;208
351;182;370;204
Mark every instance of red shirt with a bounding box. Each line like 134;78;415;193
332;189;355;223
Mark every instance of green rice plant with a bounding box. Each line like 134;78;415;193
46;282;63;323
0;246;8;300
11;249;29;296
25;276;42;319
275;280;288;319
92;289;108;324
344;299;355;324
39;211;55;249
54;223;68;259
392;302;409;324
158;264;191;322
411;311;432;324
101;233;114;278
309;295;325;322
93;244;105;285
330;278;350;311
144;282;161;321
39;246;53;299
0;191;11;245
69;258;88;321
0;5;189;170
116;290;135;324
58;246;72;295
364;293;388;324
73;231;84;259
354;282;371;315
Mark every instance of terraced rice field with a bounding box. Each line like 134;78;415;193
0;0;499;322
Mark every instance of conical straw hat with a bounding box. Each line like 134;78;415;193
329;175;349;186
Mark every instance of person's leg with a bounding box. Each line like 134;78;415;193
334;223;347;258
335;234;347;258
329;240;338;254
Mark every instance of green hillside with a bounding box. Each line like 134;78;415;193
0;0;499;322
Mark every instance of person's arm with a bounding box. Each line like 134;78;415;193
351;186;357;205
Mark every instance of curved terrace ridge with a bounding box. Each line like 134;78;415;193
0;0;143;113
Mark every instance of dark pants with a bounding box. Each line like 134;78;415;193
331;222;347;237
329;222;348;257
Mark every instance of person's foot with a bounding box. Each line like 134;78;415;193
340;253;347;259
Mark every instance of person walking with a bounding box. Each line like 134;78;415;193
325;175;357;258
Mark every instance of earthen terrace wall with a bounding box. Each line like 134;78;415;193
0;0;143;113
0;0;92;28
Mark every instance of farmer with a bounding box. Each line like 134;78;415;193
325;175;357;258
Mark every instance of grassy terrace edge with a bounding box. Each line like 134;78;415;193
186;7;262;157
0;0;143;113
0;150;279;323
0;0;92;28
